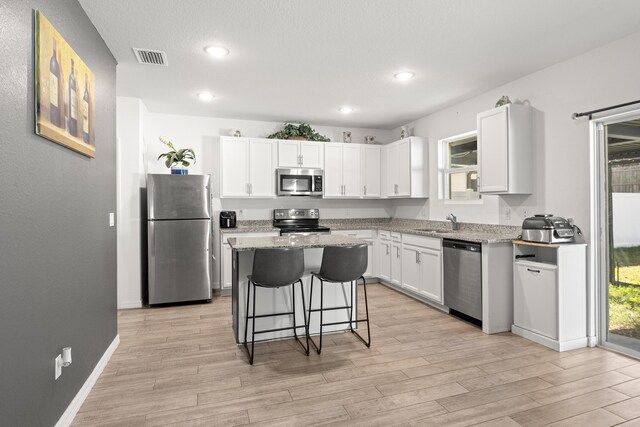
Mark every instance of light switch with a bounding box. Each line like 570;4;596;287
109;212;115;227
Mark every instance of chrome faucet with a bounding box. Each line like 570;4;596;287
447;213;460;230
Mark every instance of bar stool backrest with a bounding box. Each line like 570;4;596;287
319;244;368;282
251;248;304;287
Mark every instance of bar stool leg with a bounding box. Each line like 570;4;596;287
298;279;310;355
349;280;355;332
351;276;371;348
250;282;257;364
307;275;319;354
318;278;324;354
243;280;252;363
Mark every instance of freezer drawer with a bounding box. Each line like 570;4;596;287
148;219;212;304
148;174;211;220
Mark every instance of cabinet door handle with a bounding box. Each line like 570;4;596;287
417;252;421;264
396;247;400;258
386;244;389;255
527;268;541;273
363;185;367;196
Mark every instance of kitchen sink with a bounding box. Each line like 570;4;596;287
413;229;443;233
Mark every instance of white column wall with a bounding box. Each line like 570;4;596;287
116;97;147;308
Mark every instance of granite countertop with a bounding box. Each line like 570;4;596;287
227;234;370;252
220;218;520;244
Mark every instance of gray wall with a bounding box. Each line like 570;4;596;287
0;0;117;425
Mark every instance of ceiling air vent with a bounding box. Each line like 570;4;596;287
132;48;168;66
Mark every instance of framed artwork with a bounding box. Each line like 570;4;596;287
35;11;96;158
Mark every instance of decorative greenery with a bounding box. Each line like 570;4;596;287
157;137;196;168
267;123;330;142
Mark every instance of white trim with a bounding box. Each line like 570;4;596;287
590;108;640;355
511;325;588;352
55;335;120;427
117;300;142;309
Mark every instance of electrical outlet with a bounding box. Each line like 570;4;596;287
523;209;529;218
505;208;511;220
109;212;115;227
55;355;62;380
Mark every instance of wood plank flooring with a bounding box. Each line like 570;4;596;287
72;284;640;426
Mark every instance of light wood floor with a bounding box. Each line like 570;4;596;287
73;284;640;426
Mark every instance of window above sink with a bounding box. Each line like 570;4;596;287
439;131;482;203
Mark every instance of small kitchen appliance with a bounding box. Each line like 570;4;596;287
276;168;323;197
219;211;236;229
521;214;575;244
273;208;330;236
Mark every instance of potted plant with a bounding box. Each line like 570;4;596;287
267;123;330;142
157;137;196;175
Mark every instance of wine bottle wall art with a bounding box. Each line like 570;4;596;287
35;11;96;158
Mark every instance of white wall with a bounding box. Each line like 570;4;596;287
393;30;640;237
612;193;640;248
116;97;147;308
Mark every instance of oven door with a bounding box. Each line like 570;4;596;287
277;169;321;196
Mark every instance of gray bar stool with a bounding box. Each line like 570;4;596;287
244;248;309;365
307;244;371;354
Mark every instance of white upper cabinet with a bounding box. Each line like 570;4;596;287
477;104;533;194
220;137;277;198
277;140;324;168
384;137;428;198
248;139;277;197
362;145;381;198
221;137;250;197
323;143;361;198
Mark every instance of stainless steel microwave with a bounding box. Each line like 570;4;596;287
276;168;323;196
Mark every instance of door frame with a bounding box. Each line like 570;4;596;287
590;108;640;357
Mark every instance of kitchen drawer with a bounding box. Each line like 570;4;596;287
514;260;558;340
379;230;391;240
402;233;441;250
390;232;402;242
332;229;374;239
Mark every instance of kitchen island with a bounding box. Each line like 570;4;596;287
228;234;370;344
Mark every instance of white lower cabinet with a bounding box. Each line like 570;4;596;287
330;230;375;277
401;234;442;303
390;233;402;287
512;241;587;351
377;231;391;282
220;231;279;294
514;261;558;339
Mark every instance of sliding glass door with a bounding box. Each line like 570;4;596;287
600;116;640;356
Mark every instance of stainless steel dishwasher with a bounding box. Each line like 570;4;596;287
443;239;482;325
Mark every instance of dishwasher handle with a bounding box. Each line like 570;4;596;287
443;239;481;253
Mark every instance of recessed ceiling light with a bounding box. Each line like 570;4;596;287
205;46;229;58
339;106;354;114
197;92;214;101
394;72;415;81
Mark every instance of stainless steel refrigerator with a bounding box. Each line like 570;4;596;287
147;174;212;304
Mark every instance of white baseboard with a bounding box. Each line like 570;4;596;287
55;335;120;427
118;300;142;309
511;325;588;352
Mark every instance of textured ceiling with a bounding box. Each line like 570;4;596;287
78;0;640;129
